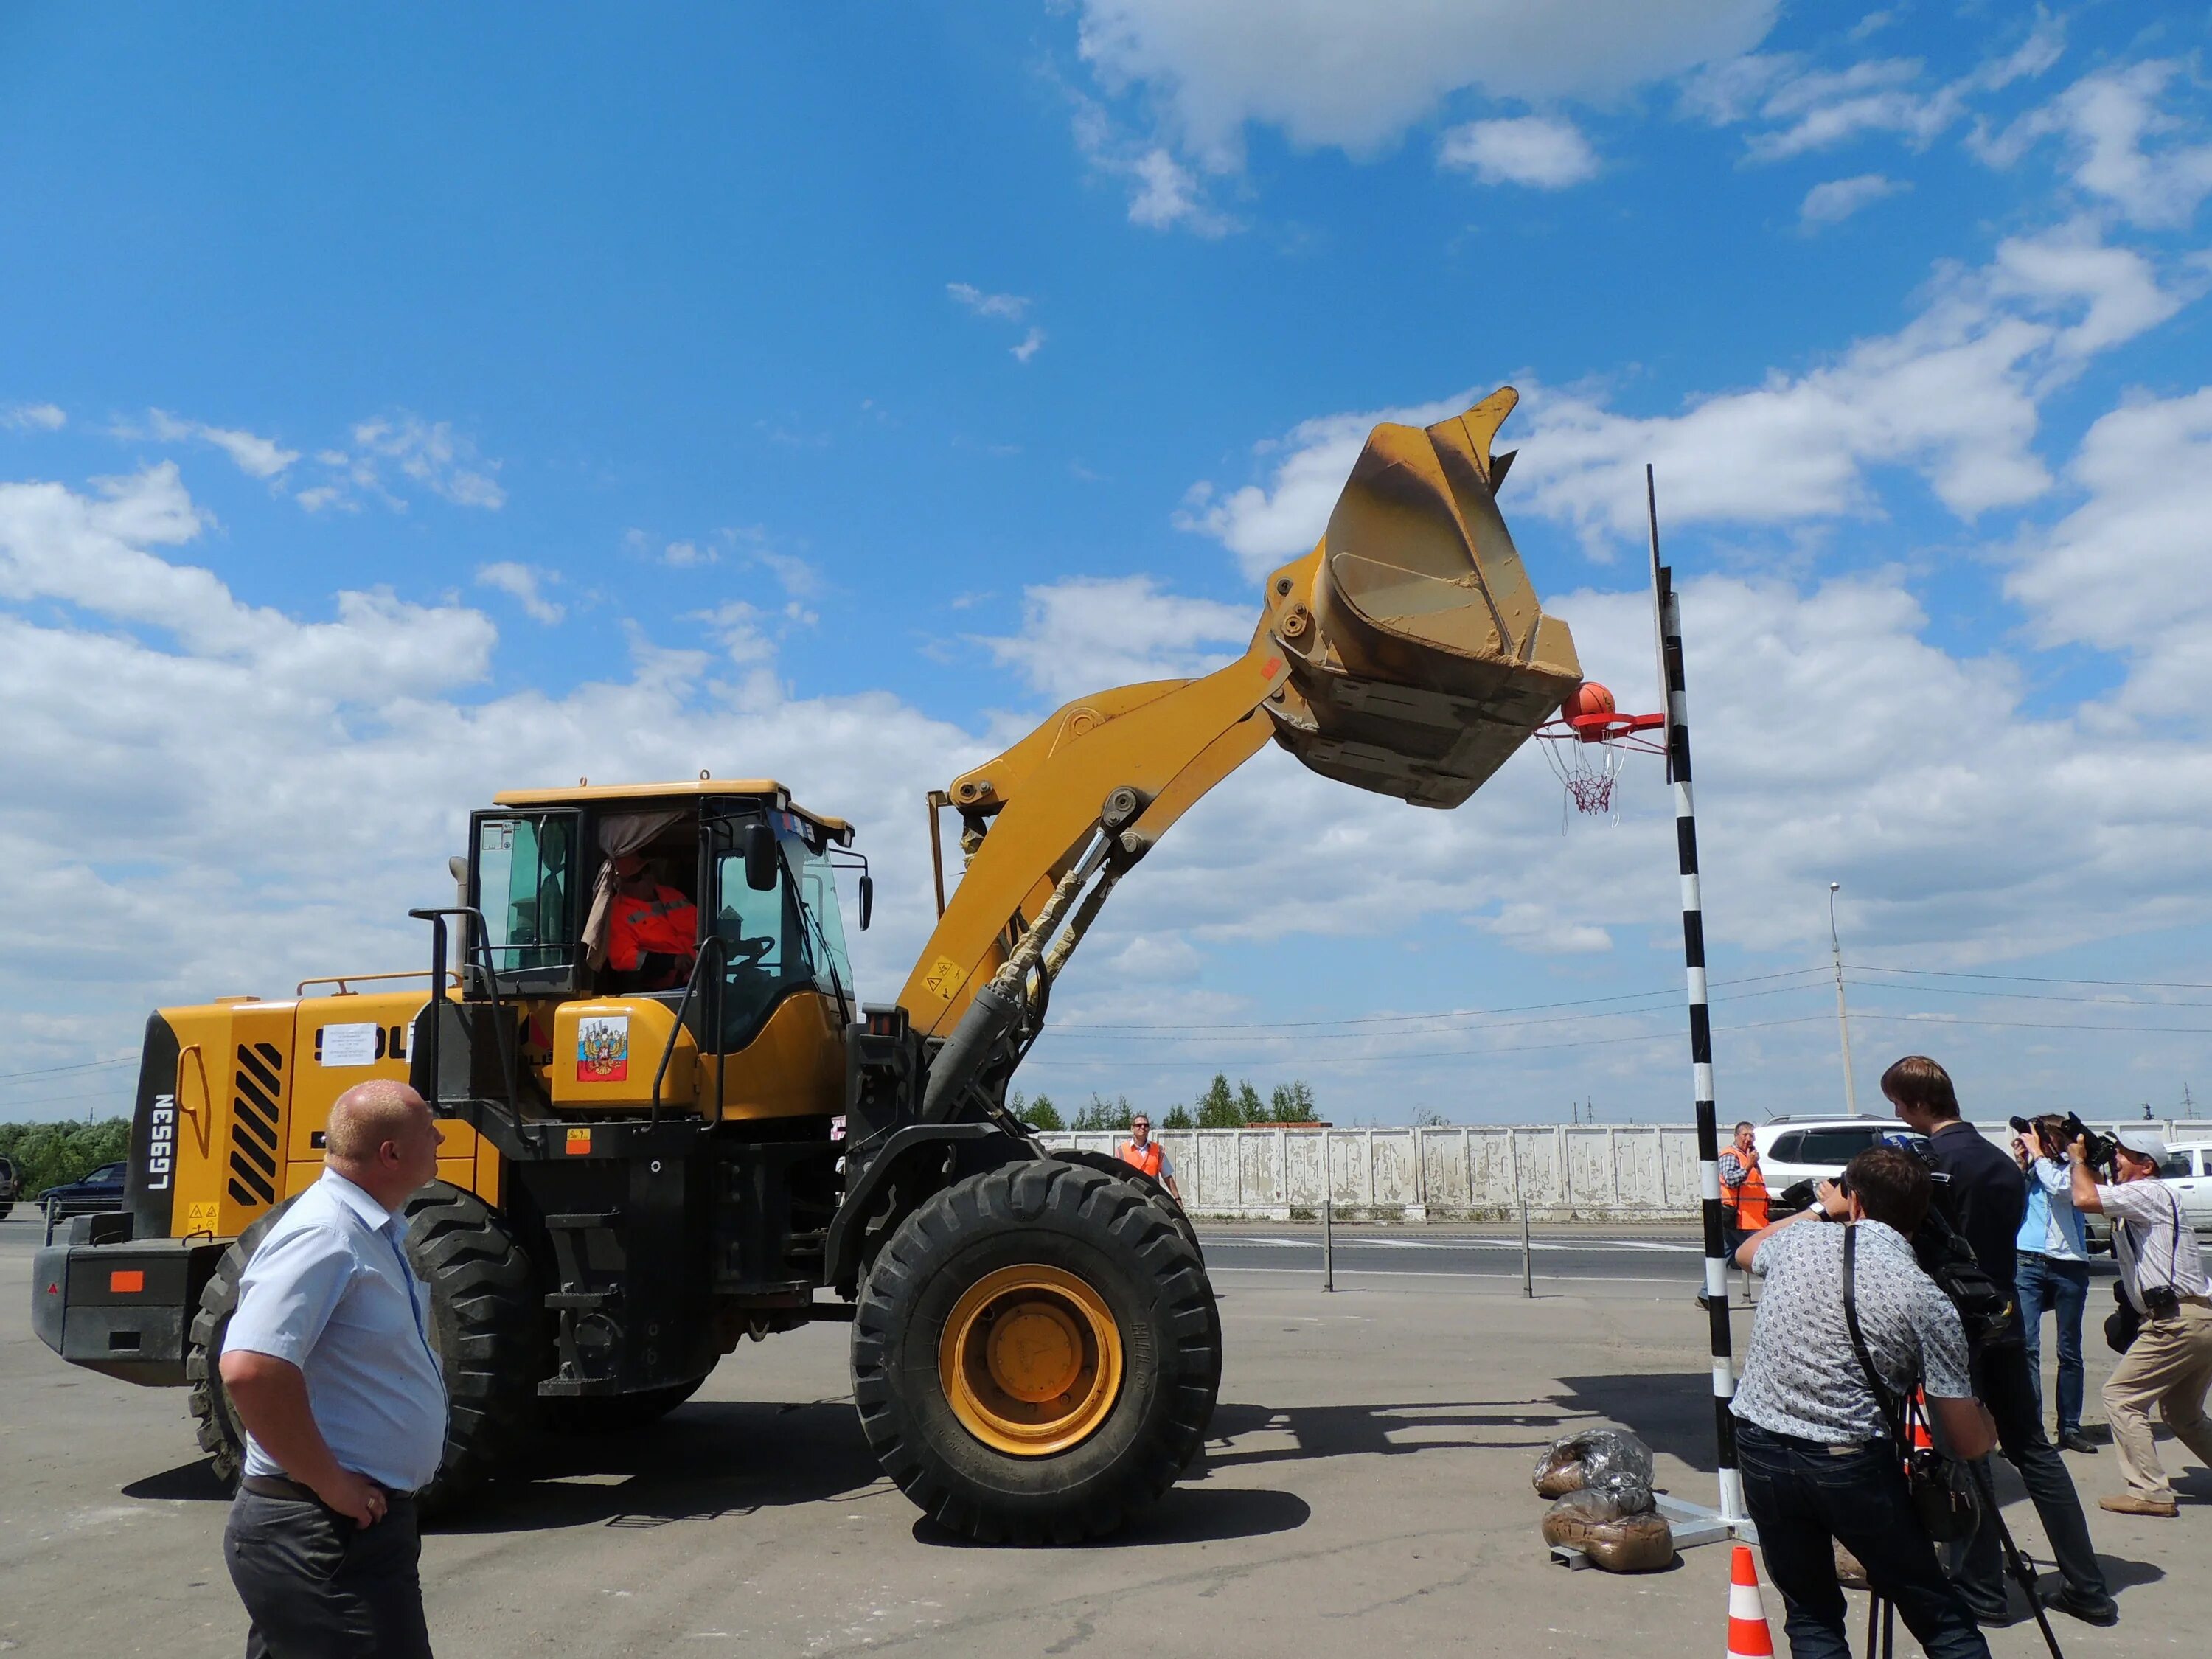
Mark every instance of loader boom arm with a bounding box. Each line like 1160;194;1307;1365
894;389;1585;1090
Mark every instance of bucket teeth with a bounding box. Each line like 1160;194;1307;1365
1255;387;1582;808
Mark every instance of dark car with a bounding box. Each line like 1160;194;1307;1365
0;1154;18;1219
37;1161;128;1216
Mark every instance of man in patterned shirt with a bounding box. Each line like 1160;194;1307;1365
1732;1145;1997;1659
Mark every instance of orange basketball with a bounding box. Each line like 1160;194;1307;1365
1562;682;1615;723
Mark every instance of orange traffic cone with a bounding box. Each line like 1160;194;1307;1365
1908;1389;1935;1453
1727;1545;1775;1659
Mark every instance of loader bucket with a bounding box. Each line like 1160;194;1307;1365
1255;387;1582;808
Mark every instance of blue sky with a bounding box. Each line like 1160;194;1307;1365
6;3;2212;1127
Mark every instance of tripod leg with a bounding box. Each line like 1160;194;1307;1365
1882;1596;1895;1659
1966;1461;2067;1659
1864;1594;1880;1659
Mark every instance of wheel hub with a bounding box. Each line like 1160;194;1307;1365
939;1265;1123;1455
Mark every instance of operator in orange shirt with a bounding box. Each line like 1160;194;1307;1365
1116;1113;1182;1202
605;855;698;990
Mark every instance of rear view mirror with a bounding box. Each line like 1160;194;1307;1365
858;874;874;931
742;822;779;891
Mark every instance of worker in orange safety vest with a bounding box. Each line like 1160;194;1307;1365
1116;1113;1181;1202
1713;1120;1770;1309
606;855;698;990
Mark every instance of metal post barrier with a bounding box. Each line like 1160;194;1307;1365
1512;1138;1534;1298
1519;1201;1534;1299
1322;1133;1335;1292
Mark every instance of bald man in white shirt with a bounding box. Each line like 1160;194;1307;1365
220;1080;447;1658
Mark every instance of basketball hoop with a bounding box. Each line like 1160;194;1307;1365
1533;682;1665;826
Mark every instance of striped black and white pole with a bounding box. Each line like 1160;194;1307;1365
1647;465;1747;1527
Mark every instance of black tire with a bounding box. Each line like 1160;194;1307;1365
538;1377;704;1436
187;1181;543;1514
1054;1148;1206;1266
851;1158;1220;1544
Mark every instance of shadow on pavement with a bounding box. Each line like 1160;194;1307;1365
1197;1396;1574;1472
122;1460;233;1503
1553;1372;1719;1474
911;1484;1311;1549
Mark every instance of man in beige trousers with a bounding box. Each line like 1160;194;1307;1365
2070;1127;2212;1517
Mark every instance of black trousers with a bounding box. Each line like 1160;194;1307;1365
1736;1421;1989;1659
1950;1339;2110;1613
224;1489;434;1659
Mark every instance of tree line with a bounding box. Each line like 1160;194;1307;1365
1011;1075;1319;1132
0;1118;132;1202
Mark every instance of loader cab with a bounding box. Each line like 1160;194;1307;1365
464;781;866;1117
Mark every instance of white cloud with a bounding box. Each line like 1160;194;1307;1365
947;283;1029;321
1183;223;2185;561
1975;60;2212;230
141;409;300;481
972;575;1253;704
475;562;565;625
0;465;980;1082
347;416;505;509
0;465;491;703
1688;15;2065;163
4;403;66;432
1799;173;1907;226
949;282;1051;361
1069;105;1236;236
692;599;778;667
1076;0;1775;163
2006;388;2212;720
1439;116;1599;189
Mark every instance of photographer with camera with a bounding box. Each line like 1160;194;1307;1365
1883;1057;2115;1627
2011;1114;2094;1453
1731;1144;1996;1659
2068;1127;2212;1517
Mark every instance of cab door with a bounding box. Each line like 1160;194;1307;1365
469;808;585;996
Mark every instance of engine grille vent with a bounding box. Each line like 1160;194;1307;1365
226;1042;284;1207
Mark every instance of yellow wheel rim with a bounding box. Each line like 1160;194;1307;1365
938;1264;1124;1456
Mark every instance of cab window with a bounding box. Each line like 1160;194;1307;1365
708;821;853;1050
476;814;578;978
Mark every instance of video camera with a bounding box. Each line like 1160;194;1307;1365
2008;1111;2118;1174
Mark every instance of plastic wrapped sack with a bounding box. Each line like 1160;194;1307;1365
1531;1427;1657;1498
1541;1490;1675;1573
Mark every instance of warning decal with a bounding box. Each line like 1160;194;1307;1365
922;956;967;1001
576;1015;630;1082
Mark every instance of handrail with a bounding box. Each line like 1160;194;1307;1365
651;934;729;1125
296;969;465;998
174;1042;213;1159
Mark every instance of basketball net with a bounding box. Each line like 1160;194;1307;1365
1540;736;1627;825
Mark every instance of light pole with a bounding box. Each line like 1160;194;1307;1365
1829;882;1860;1116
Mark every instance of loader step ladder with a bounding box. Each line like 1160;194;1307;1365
543;1209;627;1396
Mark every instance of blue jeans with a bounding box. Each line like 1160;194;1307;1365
2016;1252;2090;1435
1736;1421;1989;1659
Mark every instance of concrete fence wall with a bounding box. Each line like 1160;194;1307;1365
1037;1121;2212;1222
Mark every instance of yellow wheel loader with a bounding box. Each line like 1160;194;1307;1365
34;393;1582;1543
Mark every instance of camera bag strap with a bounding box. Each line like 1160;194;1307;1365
1843;1224;1980;1543
2122;1187;2187;1315
1840;1225;1907;1441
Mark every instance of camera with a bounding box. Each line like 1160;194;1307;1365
2060;1111;2119;1175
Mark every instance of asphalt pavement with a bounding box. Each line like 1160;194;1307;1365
2;1211;2180;1659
